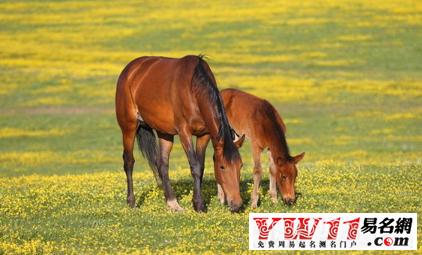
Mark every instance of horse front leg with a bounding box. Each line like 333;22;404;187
217;183;225;204
179;129;205;212
195;134;210;206
195;134;210;184
268;150;278;203
251;143;263;209
157;133;183;212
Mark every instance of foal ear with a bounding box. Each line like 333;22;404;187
234;134;245;148
293;152;305;164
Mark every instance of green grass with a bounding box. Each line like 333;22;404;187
0;0;421;254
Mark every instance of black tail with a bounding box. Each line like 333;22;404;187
136;122;162;187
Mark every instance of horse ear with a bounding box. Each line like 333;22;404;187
234;134;245;148
293;152;305;164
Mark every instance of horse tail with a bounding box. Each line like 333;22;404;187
136;122;162;187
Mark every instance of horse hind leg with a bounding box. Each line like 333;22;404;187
116;79;139;208
122;125;137;208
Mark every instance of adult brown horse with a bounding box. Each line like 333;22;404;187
212;88;305;208
115;55;244;212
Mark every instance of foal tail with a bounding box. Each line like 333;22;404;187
136;122;162;187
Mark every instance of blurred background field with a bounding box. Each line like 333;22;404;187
0;0;421;254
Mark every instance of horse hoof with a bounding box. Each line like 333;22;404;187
193;202;206;212
251;198;258;209
268;192;277;204
167;199;184;212
127;197;136;208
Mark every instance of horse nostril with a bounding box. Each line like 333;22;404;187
284;198;294;206
229;201;242;213
230;205;241;213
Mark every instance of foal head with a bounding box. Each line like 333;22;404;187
273;152;305;206
213;135;245;212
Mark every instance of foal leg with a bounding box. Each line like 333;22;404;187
196;134;210;184
157;133;183;212
268;151;278;203
251;143;263;209
122;125;137;208
179;129;205;212
217;183;225;204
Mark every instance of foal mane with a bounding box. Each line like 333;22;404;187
191;55;238;162
262;101;292;161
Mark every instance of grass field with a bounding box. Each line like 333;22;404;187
0;0;421;254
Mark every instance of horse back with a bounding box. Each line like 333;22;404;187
221;88;286;147
116;55;202;135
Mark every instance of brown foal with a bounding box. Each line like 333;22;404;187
215;88;305;208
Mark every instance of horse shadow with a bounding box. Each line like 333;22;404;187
136;177;272;212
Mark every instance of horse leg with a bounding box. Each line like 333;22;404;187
196;134;210;184
217;183;225;204
195;134;210;207
122;126;137;208
179;129;205;212
251;143;263;209
268;151;278;203
157;133;183;212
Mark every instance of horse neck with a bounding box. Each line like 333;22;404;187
197;96;231;146
191;56;235;154
267;119;291;163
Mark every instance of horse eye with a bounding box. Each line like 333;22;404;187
281;175;287;181
220;166;225;170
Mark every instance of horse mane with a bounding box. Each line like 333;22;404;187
262;101;292;161
191;55;238;162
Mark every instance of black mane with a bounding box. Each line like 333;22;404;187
191;55;239;162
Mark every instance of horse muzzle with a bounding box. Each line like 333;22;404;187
283;197;296;206
228;199;242;213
